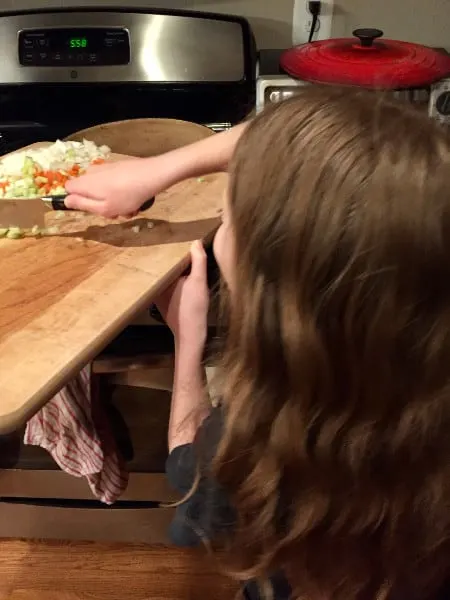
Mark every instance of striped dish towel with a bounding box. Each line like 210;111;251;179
24;364;129;504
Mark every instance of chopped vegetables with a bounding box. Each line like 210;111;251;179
0;225;61;240
46;226;59;235
6;227;24;239
0;139;110;199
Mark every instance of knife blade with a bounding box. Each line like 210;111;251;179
0;195;71;229
0;195;155;230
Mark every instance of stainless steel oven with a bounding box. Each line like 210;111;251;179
0;7;256;156
0;6;256;543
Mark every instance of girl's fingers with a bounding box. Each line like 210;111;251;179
64;194;105;214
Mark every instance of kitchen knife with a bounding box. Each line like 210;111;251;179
0;195;155;230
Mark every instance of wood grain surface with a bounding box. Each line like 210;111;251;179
0;539;239;600
66;118;214;157
0;143;226;434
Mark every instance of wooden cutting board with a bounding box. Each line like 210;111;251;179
0;142;226;433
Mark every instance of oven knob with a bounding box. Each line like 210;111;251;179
436;91;450;116
269;90;282;103
269;90;296;104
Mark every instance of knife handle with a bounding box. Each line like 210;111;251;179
140;197;155;211
42;195;155;212
42;195;73;211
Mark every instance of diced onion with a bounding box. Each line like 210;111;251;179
0;139;111;199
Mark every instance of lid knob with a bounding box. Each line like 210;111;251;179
353;28;384;48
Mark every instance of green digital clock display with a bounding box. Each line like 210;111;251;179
69;37;88;49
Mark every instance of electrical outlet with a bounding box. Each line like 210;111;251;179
304;18;320;34
292;0;334;46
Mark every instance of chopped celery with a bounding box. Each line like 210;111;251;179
6;227;23;239
45;226;59;235
21;156;36;177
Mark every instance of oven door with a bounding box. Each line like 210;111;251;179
0;81;253;158
0;121;52;156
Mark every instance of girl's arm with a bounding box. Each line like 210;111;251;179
153;121;247;189
168;343;210;452
153;241;212;452
65;122;248;217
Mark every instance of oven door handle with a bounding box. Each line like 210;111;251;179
0;122;47;130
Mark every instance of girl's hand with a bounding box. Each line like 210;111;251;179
65;154;172;218
155;240;209;350
64;123;247;218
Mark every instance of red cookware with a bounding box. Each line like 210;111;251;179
280;28;450;90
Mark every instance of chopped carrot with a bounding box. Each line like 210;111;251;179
29;163;91;192
91;158;105;165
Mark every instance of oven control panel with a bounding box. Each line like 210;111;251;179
18;28;130;67
0;11;248;84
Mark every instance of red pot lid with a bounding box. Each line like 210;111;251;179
280;29;450;90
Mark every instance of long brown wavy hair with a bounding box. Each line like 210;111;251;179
213;86;450;600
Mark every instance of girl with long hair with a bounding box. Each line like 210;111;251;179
67;86;450;600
